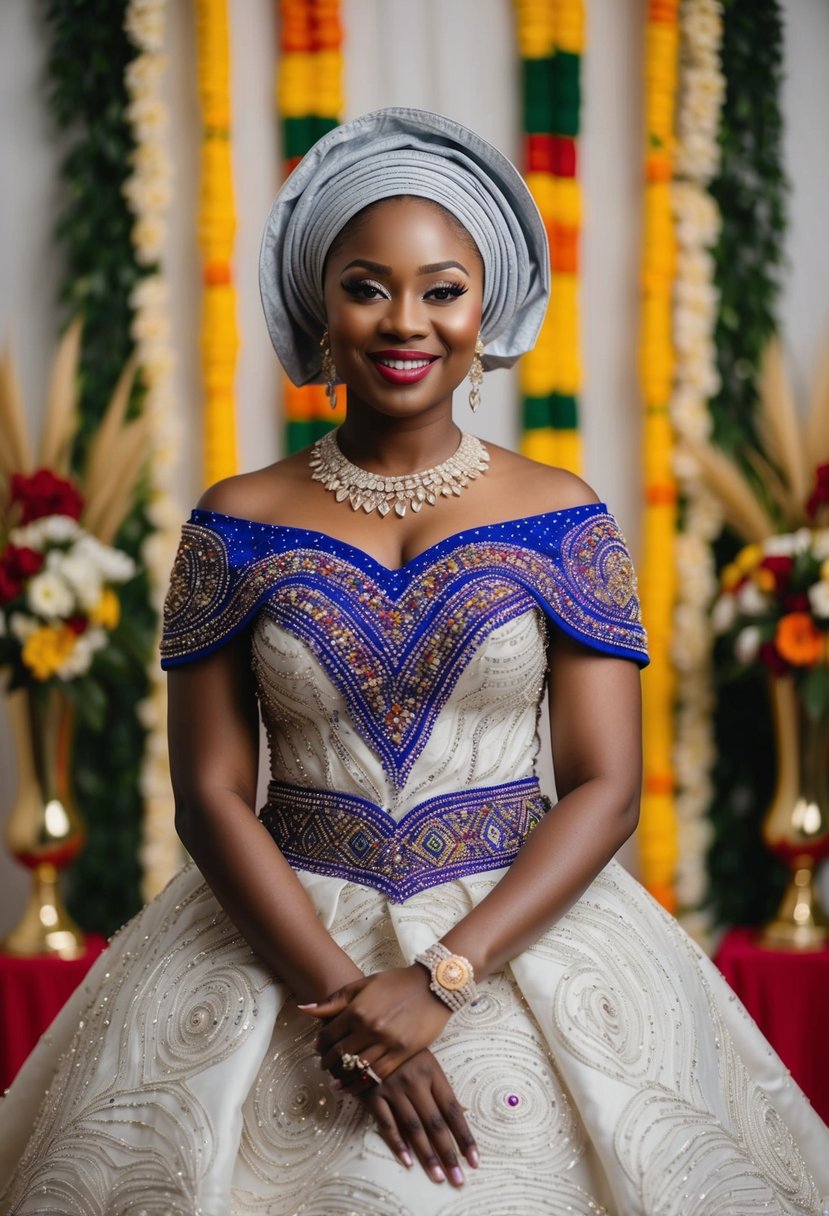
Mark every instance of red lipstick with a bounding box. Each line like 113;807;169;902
369;350;438;385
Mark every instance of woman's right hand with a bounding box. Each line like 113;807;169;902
351;1048;479;1187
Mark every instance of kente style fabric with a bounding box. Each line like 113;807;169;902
1;504;828;1216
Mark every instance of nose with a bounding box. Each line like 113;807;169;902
378;292;427;341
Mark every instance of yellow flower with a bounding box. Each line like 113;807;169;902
721;562;741;591
21;625;77;681
735;543;762;574
753;567;776;593
89;588;121;630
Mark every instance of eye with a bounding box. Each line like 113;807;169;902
425;281;469;302
341;278;388;301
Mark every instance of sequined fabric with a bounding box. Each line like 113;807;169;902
1;511;828;1216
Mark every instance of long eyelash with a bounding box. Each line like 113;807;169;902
341;278;385;298
428;281;468;298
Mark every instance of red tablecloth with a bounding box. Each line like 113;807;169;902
715;927;829;1124
0;935;107;1092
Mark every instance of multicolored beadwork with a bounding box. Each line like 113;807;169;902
261;777;550;902
161;507;647;786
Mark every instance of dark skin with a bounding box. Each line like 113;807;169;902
169;198;642;1188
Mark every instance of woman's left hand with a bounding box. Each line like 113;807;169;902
301;965;451;1082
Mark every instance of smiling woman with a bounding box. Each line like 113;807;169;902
1;107;827;1216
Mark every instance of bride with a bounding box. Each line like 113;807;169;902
1;108;827;1216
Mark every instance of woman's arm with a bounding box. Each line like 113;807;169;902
313;630;642;1070
167;635;364;1001
169;633;478;1186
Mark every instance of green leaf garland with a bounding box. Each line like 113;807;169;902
43;0;155;935
706;0;789;929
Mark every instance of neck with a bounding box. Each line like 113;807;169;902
336;406;463;475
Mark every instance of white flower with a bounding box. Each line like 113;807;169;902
74;535;136;583
734;626;763;665
10;515;81;550
807;581;829;619
55;627;107;679
27;571;76;619
736;581;772;616
50;552;101;613
710;594;737;634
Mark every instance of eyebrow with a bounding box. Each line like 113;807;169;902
341;259;470;276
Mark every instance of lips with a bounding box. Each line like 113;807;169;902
368;350;439;385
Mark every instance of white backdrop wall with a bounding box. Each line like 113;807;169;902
0;0;827;937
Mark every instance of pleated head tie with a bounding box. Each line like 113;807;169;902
259;107;550;386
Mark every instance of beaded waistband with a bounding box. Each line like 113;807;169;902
261;777;551;903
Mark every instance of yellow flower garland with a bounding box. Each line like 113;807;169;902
195;0;239;485
514;0;584;474
278;0;345;454
638;0;680;912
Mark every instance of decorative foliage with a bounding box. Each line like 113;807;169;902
637;0;681;913
514;0;584;474
669;0;725;940
694;340;829;723
43;0;157;934
195;0;239;484
123;0;183;899
701;0;790;928
278;0;346;454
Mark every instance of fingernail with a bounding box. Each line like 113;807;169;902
467;1146;480;1169
449;1166;465;1186
296;1002;318;1009
430;1166;446;1183
399;1150;413;1168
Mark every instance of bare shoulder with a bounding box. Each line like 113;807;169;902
196;450;311;523
484;443;601;516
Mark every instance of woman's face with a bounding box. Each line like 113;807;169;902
322;198;484;420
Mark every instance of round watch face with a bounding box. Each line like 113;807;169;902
434;956;471;992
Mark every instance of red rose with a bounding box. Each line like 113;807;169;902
758;641;790;677
66;615;88;635
0;566;22;603
7;545;44;579
759;555;794;593
9;469;84;524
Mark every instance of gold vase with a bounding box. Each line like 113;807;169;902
759;676;829;950
1;686;87;959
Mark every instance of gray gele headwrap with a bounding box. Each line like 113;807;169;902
259;107;550;386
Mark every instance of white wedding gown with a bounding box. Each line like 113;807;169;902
1;503;827;1216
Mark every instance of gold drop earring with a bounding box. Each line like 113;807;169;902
468;333;484;413
320;329;338;410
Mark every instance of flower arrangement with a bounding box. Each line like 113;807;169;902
0;321;147;721
711;503;829;720
690;337;829;723
0;471;135;689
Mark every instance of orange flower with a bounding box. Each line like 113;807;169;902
774;613;824;667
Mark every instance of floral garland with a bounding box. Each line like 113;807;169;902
279;0;346;454
669;0;726;943
637;0;681;912
705;0;789;928
123;0;183;900
514;0;584;475
195;0;239;484
43;0;157;933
